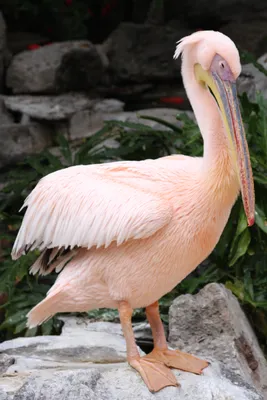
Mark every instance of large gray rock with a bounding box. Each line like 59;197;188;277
70;106;194;141
0;123;52;168
0;97;13;125
69;98;124;140
0;331;132;371
59;317;164;349
0;358;262;400
105;23;189;84
168;283;267;398
3;94;95;121
6;41;106;94
0;285;264;399
238;56;267;101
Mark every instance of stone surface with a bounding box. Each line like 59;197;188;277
59;316;161;348
69;106;193;140
6;41;105;94
0;97;13;125
0;358;262;400
237;55;267;101
0;332;131;367
3;94;95;121
0;123;52;168
0;285;265;399
69;99;124;140
168;283;267;398
105;22;189;84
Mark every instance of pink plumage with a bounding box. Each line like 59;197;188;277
11;31;254;392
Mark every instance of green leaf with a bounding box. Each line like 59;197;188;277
41;319;54;335
229;229;251;267
255;205;267;234
56;134;73;165
14;320;27;334
25;327;38;337
0;310;27;329
140;115;182;133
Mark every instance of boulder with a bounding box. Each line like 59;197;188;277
237;54;267;101
0;332;133;369
0;283;265;399
3;94;95;121
0;97;13;125
0;123;52;168
69;99;124;140
168;283;267;398
6;41;106;94
0;363;262;400
105;22;189;84
70;107;194;141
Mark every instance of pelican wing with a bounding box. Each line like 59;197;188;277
12;163;173;261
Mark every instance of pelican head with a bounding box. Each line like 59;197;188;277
174;31;255;227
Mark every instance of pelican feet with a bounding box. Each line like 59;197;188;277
144;348;209;375
129;356;179;393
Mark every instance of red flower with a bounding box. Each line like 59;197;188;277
65;0;72;5
160;97;184;105
27;43;41;50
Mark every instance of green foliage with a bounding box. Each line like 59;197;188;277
1;79;267;355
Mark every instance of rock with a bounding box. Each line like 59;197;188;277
0;332;132;369
0;289;264;400
0;97;13;125
69;99;124;140
168;283;267;398
237;55;267;101
105;22;189;84
6;41;106;94
59;317;123;337
238;65;258;101
0;360;262;400
59;316;158;347
70;106;193;141
3;93;95;121
0;123;52;168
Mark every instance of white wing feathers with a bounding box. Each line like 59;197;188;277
12;164;173;260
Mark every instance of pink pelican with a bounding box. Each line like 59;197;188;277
12;31;255;392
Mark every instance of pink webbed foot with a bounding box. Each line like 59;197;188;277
144;348;209;375
129;356;179;393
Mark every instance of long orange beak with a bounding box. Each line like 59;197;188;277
194;63;255;227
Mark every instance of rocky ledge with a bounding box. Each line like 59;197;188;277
0;284;266;400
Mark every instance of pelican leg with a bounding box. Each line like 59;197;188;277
118;300;178;392
144;301;209;374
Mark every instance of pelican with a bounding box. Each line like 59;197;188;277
12;31;255;392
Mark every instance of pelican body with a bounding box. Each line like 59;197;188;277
12;31;255;392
